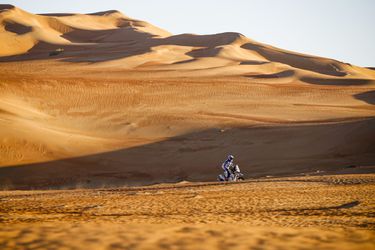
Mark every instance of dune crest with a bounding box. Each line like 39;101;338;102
0;5;374;81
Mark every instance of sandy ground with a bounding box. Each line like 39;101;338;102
0;174;374;249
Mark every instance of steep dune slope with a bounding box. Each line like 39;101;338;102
1;75;374;188
0;5;72;56
0;4;170;57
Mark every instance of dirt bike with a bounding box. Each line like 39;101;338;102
217;165;244;182
231;171;245;181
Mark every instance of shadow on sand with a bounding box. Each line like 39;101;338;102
301;77;374;86
0;32;244;63
0;118;374;190
241;43;348;77
354;90;375;105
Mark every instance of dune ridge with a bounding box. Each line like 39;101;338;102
1;5;375;81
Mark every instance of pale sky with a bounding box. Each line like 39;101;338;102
6;0;375;67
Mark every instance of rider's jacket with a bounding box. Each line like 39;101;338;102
222;159;233;171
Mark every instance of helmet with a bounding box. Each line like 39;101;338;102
228;155;234;160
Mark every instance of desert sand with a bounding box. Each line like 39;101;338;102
0;4;375;249
1;175;374;249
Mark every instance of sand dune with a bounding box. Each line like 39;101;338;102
0;74;374;188
1;4;375;80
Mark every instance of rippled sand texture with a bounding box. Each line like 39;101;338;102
1;175;374;249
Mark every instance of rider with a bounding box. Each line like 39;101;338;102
222;154;235;181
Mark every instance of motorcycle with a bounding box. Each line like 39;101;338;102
217;165;244;182
231;171;245;181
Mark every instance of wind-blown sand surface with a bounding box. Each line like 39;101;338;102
1;175;374;249
0;4;375;249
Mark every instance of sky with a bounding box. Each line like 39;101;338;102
5;0;375;67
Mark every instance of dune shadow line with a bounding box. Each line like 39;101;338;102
301;77;374;86
354;90;375;105
0;118;375;190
